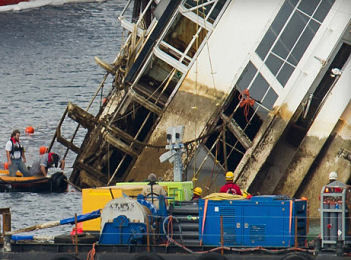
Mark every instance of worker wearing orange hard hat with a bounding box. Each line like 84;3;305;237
39;146;48;155
30;152;65;177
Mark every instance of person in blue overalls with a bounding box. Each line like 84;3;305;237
5;129;30;177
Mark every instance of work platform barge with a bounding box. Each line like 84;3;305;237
1;181;351;260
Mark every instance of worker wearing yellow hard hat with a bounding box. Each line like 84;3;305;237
191;187;202;201
219;171;242;195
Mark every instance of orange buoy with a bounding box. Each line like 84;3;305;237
102;97;107;105
4;162;8;170
25;126;34;134
39;146;48;155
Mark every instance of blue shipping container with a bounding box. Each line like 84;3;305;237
198;196;307;247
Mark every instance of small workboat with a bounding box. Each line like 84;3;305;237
0;171;68;193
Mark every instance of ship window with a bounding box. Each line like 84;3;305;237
277;63;294;86
255;0;335;86
288;19;320;66
135;55;183;108
256;0;297;60
250;74;270;102
203;115;248;172
273;11;309;60
298;0;320;16
183;0;228;24
188;73;274;176
192;58;280;174
196;86;264;173
237;62;257;91
162;14;208;60
313;0;335;22
237;62;278;115
262;88;279;112
208;0;227;23
265;53;284;76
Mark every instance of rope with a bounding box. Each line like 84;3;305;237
102;124;222;149
65;178;81;192
200;199;208;246
167;215;174;246
86;242;96;260
205;141;219;191
238;89;255;123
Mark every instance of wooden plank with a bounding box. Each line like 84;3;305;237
75;161;107;182
221;113;252;149
129;89;162;115
67;102;96;129
102;132;138;157
56;126;81;154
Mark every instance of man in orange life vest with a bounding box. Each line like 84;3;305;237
220;171;242;195
5;129;30;177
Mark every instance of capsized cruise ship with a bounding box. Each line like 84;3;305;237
51;0;351;217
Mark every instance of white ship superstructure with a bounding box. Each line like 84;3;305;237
52;0;351;217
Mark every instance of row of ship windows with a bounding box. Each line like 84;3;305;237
165;0;334;118
238;0;334;119
150;0;334;120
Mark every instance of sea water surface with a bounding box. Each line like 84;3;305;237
0;0;126;235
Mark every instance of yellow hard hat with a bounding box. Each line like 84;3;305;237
193;187;202;196
225;171;234;181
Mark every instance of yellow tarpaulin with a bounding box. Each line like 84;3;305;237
203;193;245;200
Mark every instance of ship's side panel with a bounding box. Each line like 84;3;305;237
184;0;284;95
298;101;351;217
275;56;351;195
236;0;351;199
126;0;286;182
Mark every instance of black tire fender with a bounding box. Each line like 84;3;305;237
280;252;311;260
51;172;68;192
131;253;165;260
196;252;228;260
50;254;80;260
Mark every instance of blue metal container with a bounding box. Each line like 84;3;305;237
99;215;146;245
199;196;307;247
